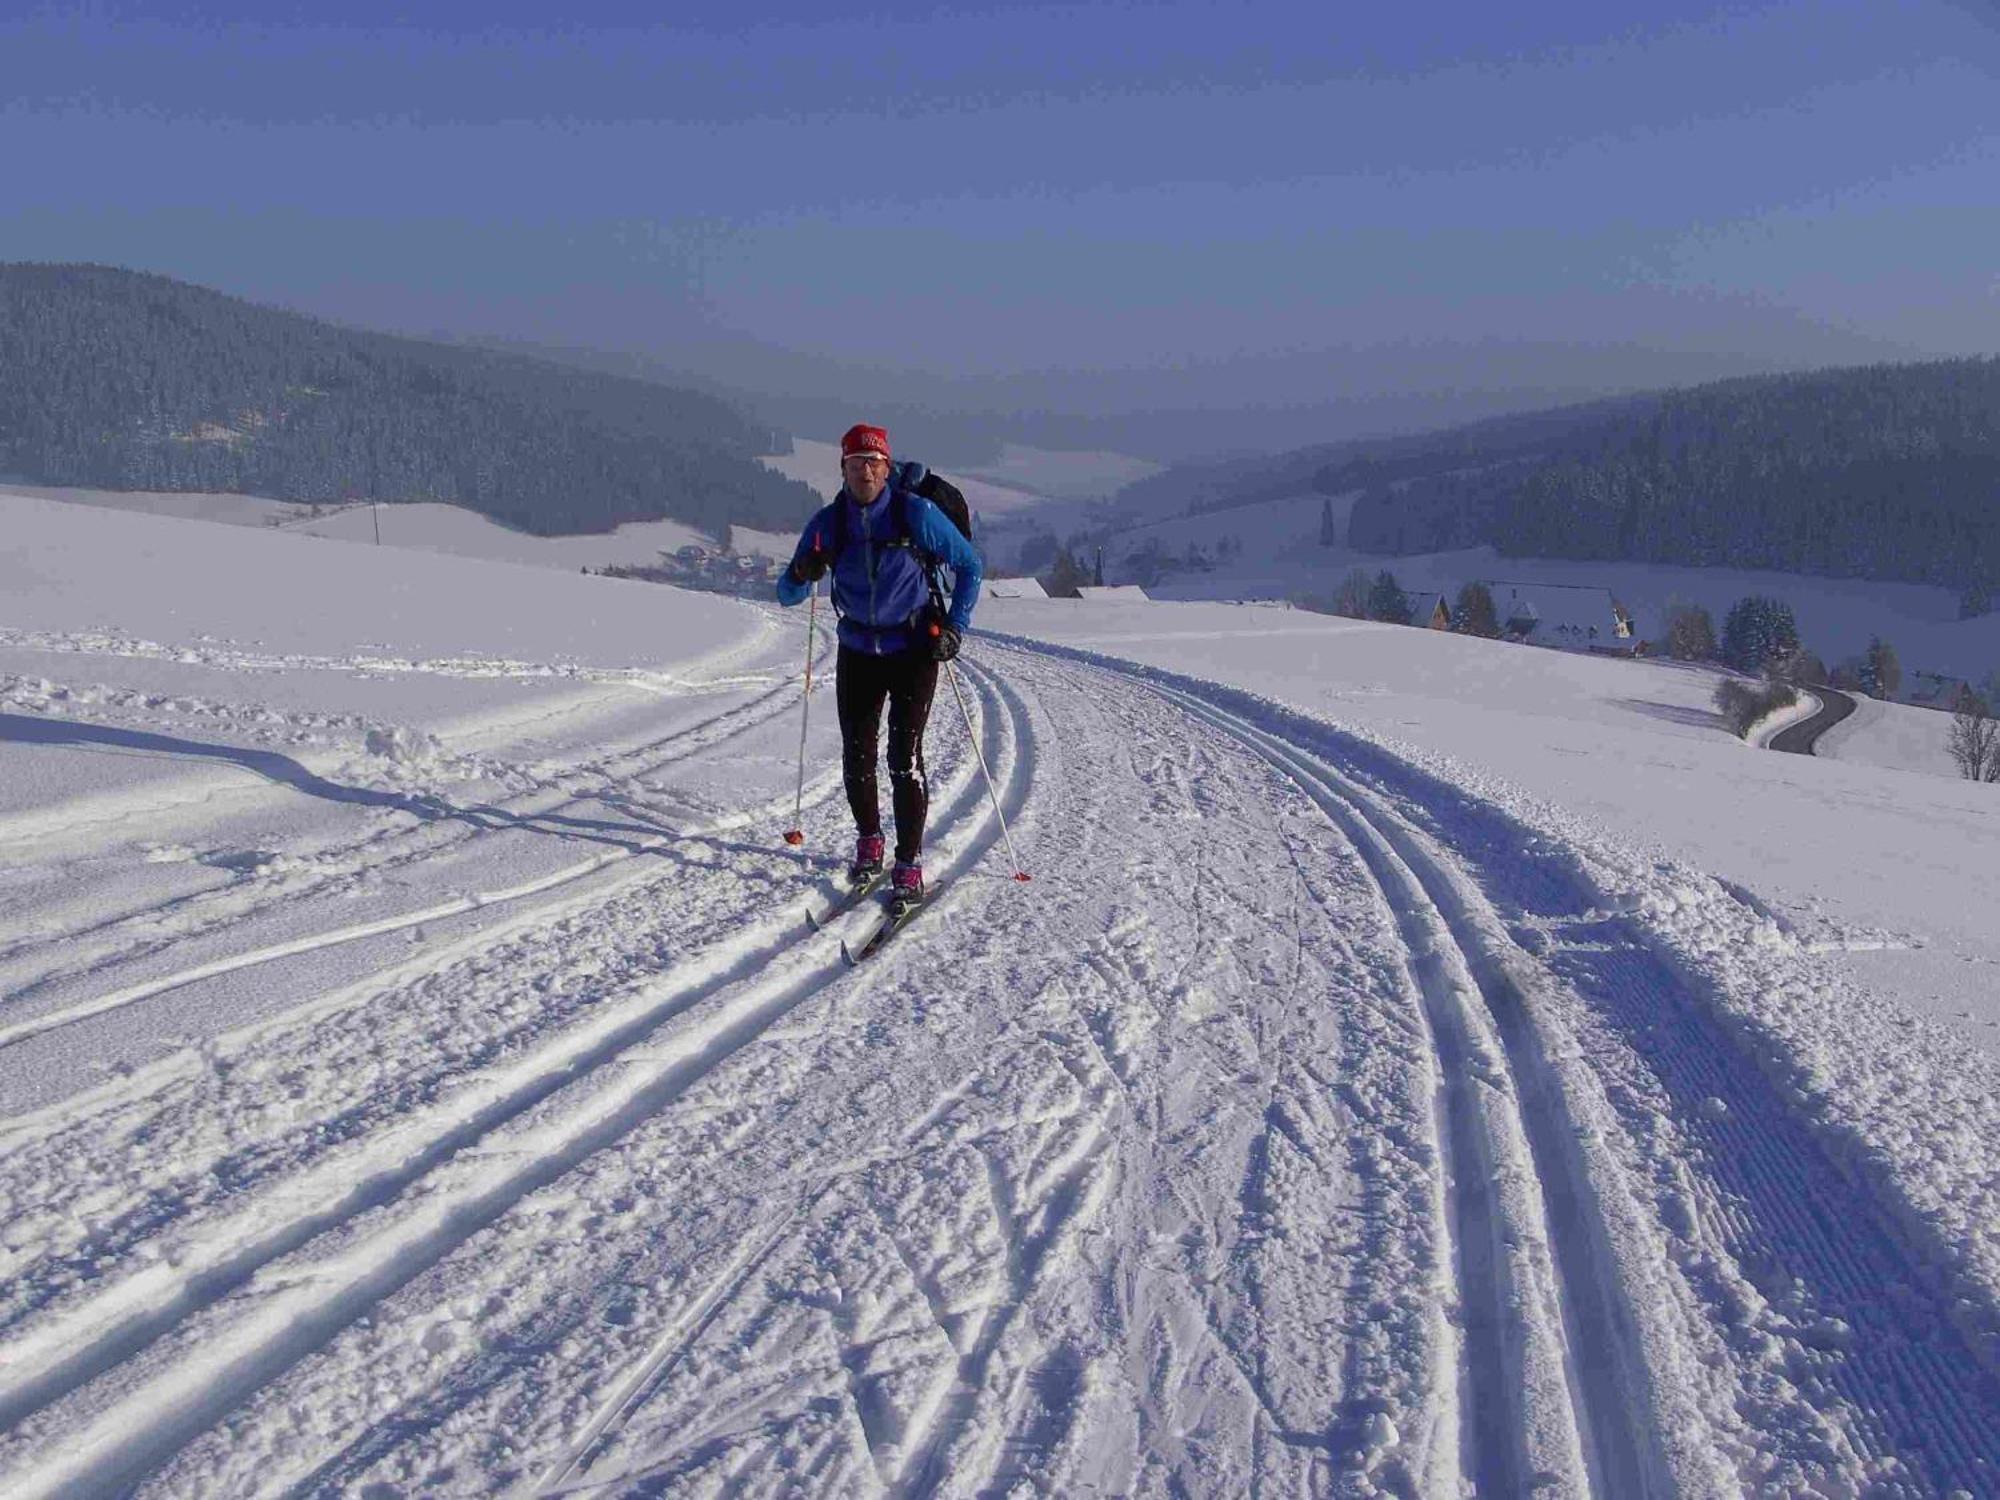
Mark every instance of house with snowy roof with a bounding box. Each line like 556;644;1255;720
1076;584;1152;602
985;576;1050;600
1403;591;1451;630
1482;581;1635;654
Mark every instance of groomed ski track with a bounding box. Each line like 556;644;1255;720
1;637;1995;1497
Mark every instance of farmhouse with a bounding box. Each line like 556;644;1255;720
1403;591;1452;630
985;576;1050;600
1483;581;1635;654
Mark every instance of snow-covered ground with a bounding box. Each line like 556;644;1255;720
3;496;1998;1496
1031;487;2000;687
0;481;792;571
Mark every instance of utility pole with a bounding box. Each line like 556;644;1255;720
372;502;381;546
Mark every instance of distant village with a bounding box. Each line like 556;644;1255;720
597;542;775;598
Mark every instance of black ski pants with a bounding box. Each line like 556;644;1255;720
835;645;939;864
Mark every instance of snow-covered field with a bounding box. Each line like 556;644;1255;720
1033;487;2000;687
3;493;1998;1496
0;481;791;572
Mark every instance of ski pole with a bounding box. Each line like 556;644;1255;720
782;585;818;846
944;657;1031;882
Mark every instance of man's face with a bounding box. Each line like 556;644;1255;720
842;453;890;504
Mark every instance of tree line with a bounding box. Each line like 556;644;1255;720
0;263;821;537
1326;358;2000;608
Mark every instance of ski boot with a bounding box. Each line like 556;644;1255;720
889;860;925;910
848;833;885;887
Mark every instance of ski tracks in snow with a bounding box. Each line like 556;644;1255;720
1;641;1997;1495
0;626;836;1063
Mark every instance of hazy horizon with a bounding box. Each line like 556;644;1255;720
7;0;1998;461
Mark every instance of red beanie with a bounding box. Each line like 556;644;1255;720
840;423;892;462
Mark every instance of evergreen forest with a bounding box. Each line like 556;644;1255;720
1336;359;2000;604
0;264;820;537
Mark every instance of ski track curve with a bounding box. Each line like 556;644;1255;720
2;640;1996;1496
1161;686;1652;1498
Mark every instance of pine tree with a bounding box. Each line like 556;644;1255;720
1368;570;1412;625
1453;581;1501;638
1043;548;1089;599
1720;596;1800;673
1319;496;1337;546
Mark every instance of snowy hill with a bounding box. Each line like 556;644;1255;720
2;499;1997;1495
0;481;807;573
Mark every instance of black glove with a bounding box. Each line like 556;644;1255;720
928;620;962;662
788;549;828;587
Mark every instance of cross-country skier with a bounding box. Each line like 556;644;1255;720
775;423;983;907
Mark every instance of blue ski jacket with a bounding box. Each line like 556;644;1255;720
775;486;983;656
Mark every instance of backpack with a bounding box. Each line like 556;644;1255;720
901;465;973;548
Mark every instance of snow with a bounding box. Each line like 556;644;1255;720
1745;687;1819;749
980;597;2000;1043
1815;690;1966;779
983;577;1048;600
1074;584;1152;602
0;482;781;571
3;497;1998;1497
1060;486;2000;683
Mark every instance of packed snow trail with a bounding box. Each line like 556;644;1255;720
0;642;1995;1496
0;617;833;1072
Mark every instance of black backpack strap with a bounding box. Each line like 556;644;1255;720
826;490;947;620
893;489;950;618
826;499;848;562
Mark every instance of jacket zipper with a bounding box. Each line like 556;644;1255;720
863;509;880;652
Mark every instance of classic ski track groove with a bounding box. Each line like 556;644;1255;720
0;660;1028;1500
0;619;838;1041
527;660;1041;1498
1142;670;2000;1495
1157;684;1655;1498
0;768;844;1064
12;639;1994;1494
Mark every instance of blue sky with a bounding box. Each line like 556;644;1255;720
5;0;1998;447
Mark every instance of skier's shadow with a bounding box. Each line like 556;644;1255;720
0;712;804;865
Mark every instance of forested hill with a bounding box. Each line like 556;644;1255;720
1337;358;2000;601
0;264;820;537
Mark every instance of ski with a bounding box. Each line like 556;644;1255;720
841;886;934;966
805;871;883;933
